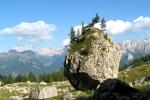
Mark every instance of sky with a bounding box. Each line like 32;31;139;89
0;0;150;52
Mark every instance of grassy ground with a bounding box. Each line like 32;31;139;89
118;64;150;91
0;64;150;100
0;89;21;100
118;64;150;82
52;81;92;99
0;82;53;100
0;81;92;100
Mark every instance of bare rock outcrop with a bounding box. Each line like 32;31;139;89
30;86;57;99
64;28;121;90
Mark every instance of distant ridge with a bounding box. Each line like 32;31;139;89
0;48;66;76
1;37;150;76
118;37;150;65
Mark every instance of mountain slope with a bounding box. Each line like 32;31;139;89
0;49;66;76
118;64;150;91
1;37;150;76
117;38;150;65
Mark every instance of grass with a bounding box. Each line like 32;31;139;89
1;62;150;99
0;81;64;100
51;81;93;100
118;64;150;92
51;93;64;100
52;90;93;100
73;90;93;98
118;64;150;83
0;89;21;100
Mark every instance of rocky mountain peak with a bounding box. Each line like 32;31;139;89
117;37;150;65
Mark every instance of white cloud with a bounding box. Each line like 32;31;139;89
106;20;131;34
14;45;63;56
36;48;63;56
133;16;150;30
14;45;33;52
62;38;70;46
0;21;56;41
106;16;150;35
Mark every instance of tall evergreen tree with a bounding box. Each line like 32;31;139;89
15;74;27;82
101;18;106;31
38;74;44;82
81;21;85;32
28;71;37;82
22;75;27;82
70;27;76;45
76;28;80;41
43;73;50;83
92;13;100;25
5;74;14;84
87;14;101;28
15;74;23;82
0;74;5;82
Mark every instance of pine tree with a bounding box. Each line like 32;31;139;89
15;74;23;82
70;27;76;45
38;74;43;82
87;14;101;28
43;73;50;83
101;18;106;31
28;71;37;82
81;21;85;32
5;74;14;84
92;13;100;25
0;74;5;82
76;28;80;41
104;33;108;39
15;74;27;82
22;75;27;82
45;74;51;83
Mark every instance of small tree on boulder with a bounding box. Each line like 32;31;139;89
92;13;100;25
70;27;76;45
101;18;106;31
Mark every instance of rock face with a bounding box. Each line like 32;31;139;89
30;86;57;99
64;28;121;90
118;38;150;65
92;79;150;100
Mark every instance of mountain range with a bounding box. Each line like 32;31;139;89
0;48;67;76
117;37;150;65
0;37;150;75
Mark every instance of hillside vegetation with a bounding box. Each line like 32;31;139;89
118;52;150;92
0;69;66;85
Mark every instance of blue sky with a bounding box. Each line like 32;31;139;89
0;0;150;52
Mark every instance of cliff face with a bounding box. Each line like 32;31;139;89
64;28;121;90
118;38;150;65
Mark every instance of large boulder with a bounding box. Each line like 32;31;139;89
30;86;57;99
64;28;121;90
92;79;150;100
